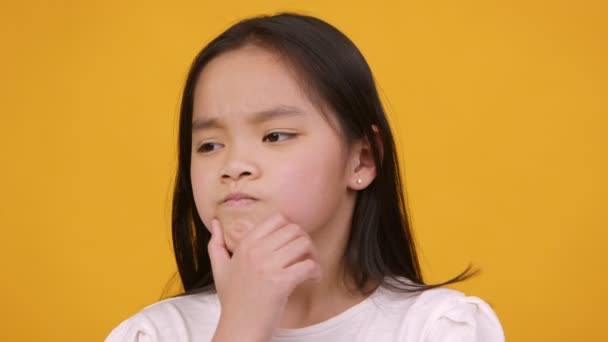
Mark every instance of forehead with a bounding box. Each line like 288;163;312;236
193;45;316;118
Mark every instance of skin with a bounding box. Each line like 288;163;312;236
190;44;378;332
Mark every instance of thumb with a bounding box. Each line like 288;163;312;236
208;219;230;280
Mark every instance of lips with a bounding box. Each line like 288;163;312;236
221;192;258;204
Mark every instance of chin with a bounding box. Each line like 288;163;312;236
224;232;245;253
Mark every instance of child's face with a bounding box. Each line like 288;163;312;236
191;45;354;252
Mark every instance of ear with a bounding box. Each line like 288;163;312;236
347;125;383;190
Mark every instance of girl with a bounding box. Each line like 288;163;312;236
106;13;505;342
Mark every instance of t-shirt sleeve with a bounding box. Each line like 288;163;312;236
423;295;505;342
104;313;158;342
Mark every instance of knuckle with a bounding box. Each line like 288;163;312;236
303;259;316;270
272;213;288;226
299;236;312;249
286;224;304;237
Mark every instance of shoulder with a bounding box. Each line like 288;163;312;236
104;292;220;342
400;287;505;342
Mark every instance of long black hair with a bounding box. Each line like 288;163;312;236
167;12;477;298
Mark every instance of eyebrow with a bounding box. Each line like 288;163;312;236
192;105;306;132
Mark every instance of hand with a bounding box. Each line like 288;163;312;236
208;213;322;342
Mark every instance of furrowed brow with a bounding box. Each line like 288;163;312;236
192;105;305;133
249;105;305;124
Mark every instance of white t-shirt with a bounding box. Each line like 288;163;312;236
105;280;505;342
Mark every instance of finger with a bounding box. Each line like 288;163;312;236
272;235;319;269
283;259;322;291
241;213;290;246
258;223;304;254
208;219;230;279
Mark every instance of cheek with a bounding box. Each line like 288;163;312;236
271;152;345;232
190;162;215;232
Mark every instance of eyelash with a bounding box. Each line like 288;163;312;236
263;132;296;143
196;132;297;153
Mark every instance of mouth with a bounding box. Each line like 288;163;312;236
221;192;258;207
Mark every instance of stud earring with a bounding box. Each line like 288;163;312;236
356;178;363;184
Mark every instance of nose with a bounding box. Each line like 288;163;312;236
221;167;254;182
220;147;260;183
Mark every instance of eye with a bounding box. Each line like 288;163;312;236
263;132;296;143
197;142;223;153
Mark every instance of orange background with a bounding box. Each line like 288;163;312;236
1;0;606;340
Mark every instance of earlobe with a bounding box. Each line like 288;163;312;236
350;172;373;190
